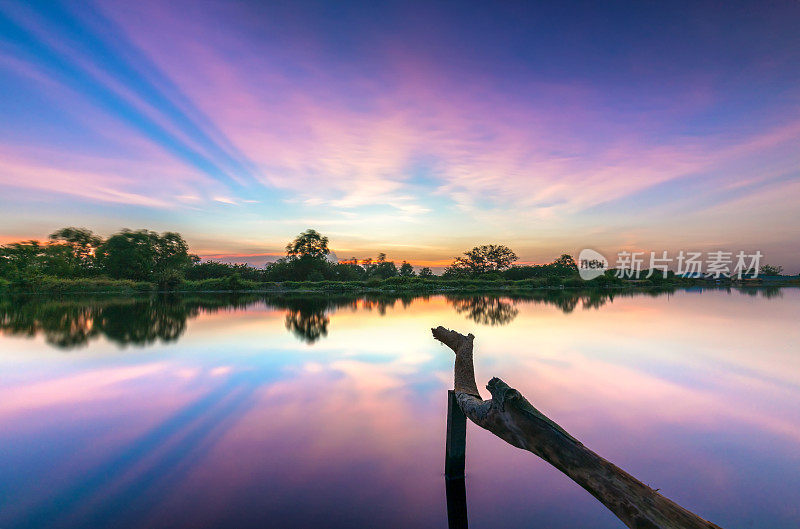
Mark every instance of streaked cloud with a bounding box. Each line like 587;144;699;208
0;0;798;267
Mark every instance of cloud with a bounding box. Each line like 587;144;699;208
0;0;798;265
97;0;800;225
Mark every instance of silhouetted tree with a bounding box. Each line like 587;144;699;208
445;244;517;277
286;229;329;259
368;253;398;279
419;267;434;278
399;261;415;277
265;229;335;281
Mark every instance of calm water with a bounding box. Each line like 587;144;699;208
0;288;798;528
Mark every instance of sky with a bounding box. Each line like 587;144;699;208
0;0;799;270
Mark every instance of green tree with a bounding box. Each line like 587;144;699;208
370;253;398;279
48;227;102;276
551;254;578;275
286;229;329;259
0;241;44;276
96;229;192;281
332;262;365;280
266;229;334;281
152;231;192;277
503;254;579;280
186;260;264;281
96;230;156;280
418;266;433;278
399;261;415;277
445;244;517;277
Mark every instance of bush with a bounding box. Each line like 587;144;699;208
227;273;245;291
157;270;183;291
6;275;153;294
365;277;383;287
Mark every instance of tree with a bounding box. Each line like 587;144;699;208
0;241;45;277
187;261;263;281
286;229;329;259
419;267;433;278
503;254;580;280
96;229;192;281
399;261;415;277
445;244;518;277
370;253;398;279
270;229;334;281
332;262;365;281
759;264;783;276
551;254;578;274
1;231;104;279
96;230;157;280
152;231;192;276
48;227;102;276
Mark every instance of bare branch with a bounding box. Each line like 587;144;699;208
431;326;481;397
433;326;723;529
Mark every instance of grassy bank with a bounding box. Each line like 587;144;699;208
3;274;796;295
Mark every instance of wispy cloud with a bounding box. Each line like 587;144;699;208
0;0;798;265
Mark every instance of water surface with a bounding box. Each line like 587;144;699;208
1;288;798;528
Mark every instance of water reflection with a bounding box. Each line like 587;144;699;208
448;295;519;326
0;295;226;349
445;478;469;529
284;299;330;343
1;288;799;529
0;287;786;349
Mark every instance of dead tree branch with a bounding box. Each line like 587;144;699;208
432;325;722;529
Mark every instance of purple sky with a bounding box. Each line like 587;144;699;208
1;1;798;270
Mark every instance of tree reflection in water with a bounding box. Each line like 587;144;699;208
447;296;519;326
0;287;760;349
284;301;330;344
0;294;243;349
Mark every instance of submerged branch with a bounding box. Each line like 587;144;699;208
431;325;722;529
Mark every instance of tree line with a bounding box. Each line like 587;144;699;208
0;226;586;286
0;228;195;288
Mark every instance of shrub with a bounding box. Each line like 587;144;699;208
365;277;383;287
545;276;563;287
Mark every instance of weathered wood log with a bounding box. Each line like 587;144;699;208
432;326;723;529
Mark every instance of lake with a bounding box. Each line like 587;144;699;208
1;288;798;528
